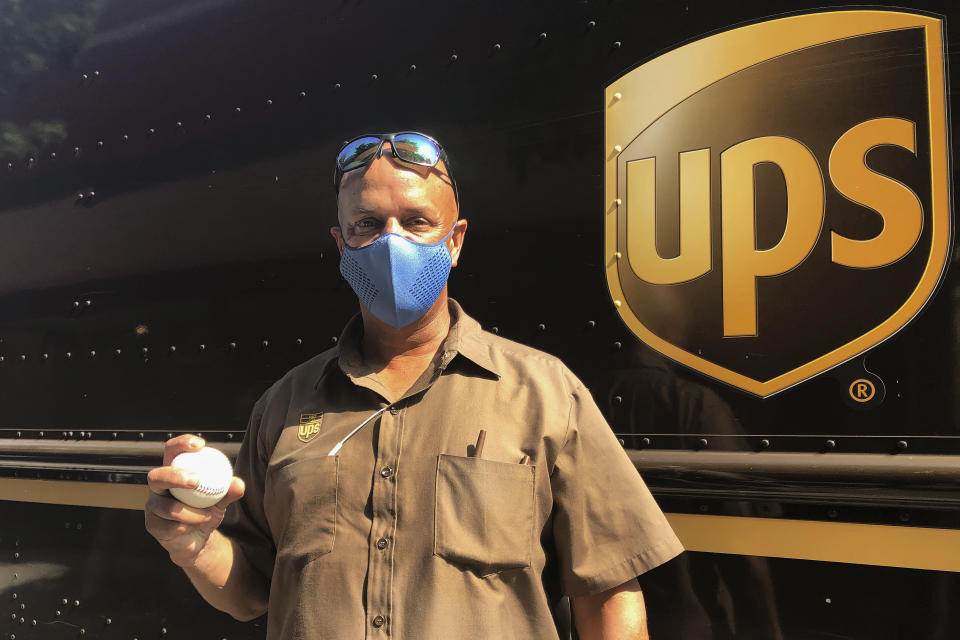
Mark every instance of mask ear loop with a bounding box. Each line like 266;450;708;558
326;405;393;456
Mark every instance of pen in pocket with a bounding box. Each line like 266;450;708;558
472;429;487;458
470;430;530;465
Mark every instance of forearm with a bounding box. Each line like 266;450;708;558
182;530;270;621
572;579;649;640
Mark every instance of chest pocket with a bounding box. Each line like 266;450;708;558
265;455;338;567
434;454;535;576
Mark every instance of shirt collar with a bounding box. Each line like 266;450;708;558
314;298;501;392
439;299;501;378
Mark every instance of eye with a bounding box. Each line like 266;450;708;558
405;217;432;229
354;218;381;231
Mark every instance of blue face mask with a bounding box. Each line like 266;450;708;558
339;228;454;328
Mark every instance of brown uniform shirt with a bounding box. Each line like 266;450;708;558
221;299;683;639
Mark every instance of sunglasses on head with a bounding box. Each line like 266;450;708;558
333;132;459;205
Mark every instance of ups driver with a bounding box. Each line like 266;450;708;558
145;131;683;639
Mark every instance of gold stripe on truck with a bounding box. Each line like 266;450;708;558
0;478;149;510
4;477;959;573
668;513;960;572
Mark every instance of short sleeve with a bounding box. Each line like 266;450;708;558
220;390;276;582
550;380;683;597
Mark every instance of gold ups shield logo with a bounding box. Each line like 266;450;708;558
298;413;323;443
605;10;951;398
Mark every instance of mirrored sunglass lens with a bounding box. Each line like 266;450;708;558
338;137;382;170
392;133;440;166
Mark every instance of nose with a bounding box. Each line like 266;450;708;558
383;217;403;235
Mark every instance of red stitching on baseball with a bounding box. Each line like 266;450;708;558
195;482;228;495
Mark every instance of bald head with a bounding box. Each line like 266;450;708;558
331;142;466;263
338;145;457;215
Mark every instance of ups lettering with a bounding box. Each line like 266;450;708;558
626;117;922;336
299;422;320;439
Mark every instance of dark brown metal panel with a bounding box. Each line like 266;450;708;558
0;499;265;639
0;0;956;444
640;552;960;640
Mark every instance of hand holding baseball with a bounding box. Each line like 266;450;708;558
145;434;245;568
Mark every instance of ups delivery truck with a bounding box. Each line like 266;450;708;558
0;1;957;638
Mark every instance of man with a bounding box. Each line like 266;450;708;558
145;131;683;639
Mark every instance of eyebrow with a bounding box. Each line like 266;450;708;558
349;205;438;217
345;206;379;218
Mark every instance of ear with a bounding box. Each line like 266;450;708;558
448;218;468;268
330;226;344;254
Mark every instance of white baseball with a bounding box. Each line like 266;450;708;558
169;446;233;509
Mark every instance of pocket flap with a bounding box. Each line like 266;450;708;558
434;454;535;576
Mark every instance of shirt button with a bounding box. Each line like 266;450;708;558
373;615;385;628
376;537;389;550
380;466;394;478
389;407;400;415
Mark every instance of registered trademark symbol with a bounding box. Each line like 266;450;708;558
848;378;876;403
